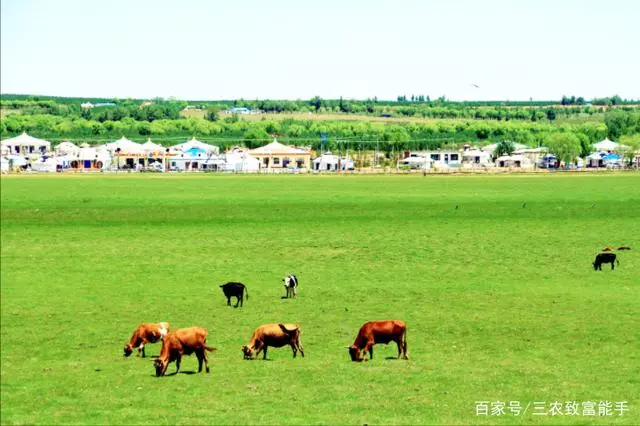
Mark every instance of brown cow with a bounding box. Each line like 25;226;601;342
617;246;632;251
123;322;169;357
241;323;304;360
347;320;408;362
153;327;216;376
602;246;614;252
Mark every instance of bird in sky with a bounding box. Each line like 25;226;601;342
471;83;480;88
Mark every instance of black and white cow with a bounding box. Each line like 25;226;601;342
593;252;619;271
282;274;299;298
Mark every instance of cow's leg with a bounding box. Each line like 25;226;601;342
396;339;403;359
611;261;615;270
362;342;373;360
253;342;263;359
263;346;268;360
240;292;244;307
234;296;240;308
296;338;305;358
203;349;210;373
196;349;204;372
176;356;181;374
291;342;297;358
226;296;231;306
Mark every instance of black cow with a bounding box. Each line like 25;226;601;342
282;274;299;298
593;253;619;271
220;282;248;307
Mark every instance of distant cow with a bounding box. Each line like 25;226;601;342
241;323;304;360
347;320;408;362
617;246;632;251
602;246;614;252
153;327;216;377
282;274;299;298
220;282;248;307
593;252;619;271
123;322;169;357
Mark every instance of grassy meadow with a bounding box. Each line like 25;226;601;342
1;173;639;425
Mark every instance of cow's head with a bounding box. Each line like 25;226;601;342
347;345;362;362
123;344;134;357
154;358;169;376
241;345;254;359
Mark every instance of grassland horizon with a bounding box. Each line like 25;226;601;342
1;173;638;425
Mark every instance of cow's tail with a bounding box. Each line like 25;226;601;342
402;326;409;359
204;345;217;353
244;286;249;301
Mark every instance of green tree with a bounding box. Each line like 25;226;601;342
544;133;581;167
604;109;632;139
204;107;221;122
494;140;515;157
575;133;593;157
546;109;557;122
618;135;640;166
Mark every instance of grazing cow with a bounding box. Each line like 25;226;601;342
593;252;619;271
123;322;169;357
602;246;614;252
220;282;248;307
347;320;408;362
153;327;216;377
241;323;304;360
617;246;632;251
282;274;299;298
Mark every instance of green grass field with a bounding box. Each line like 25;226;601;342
1;174;639;425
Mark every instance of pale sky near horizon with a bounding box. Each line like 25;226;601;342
1;0;639;101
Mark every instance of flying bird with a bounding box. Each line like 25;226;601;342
471;84;480;88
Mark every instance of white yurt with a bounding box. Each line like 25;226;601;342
593;138;619;152
171;137;219;154
1;132;51;155
54;141;79;155
105;136;145;155
141;138;165;156
313;152;340;171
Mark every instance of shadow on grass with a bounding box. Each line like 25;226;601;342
154;370;198;377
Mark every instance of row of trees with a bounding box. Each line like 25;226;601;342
3;95;639;122
1;112;613;150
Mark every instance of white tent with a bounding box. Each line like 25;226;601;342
399;155;432;170
314;152;340;171
30;157;59;173
54;141;79;155
105;136;145;155
1;132;51;155
71;147;112;169
593;138;617;152
495;154;533;168
2;155;28;170
141;138;165;155
170;137;219;154
461;149;492;166
593;138;628;152
0;157;9;173
224;151;260;172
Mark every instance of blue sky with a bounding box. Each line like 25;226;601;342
1;0;638;101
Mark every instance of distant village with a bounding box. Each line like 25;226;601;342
1;132;637;174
